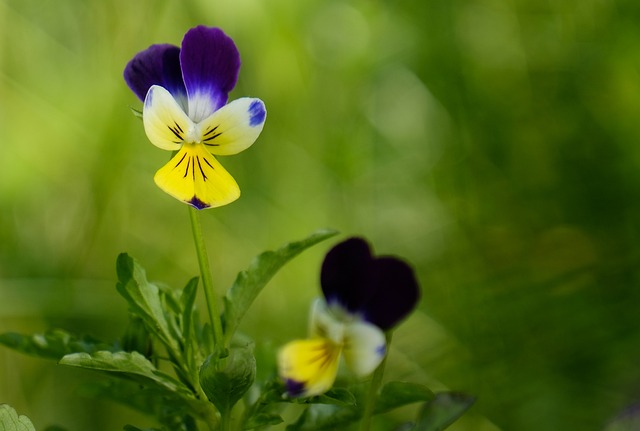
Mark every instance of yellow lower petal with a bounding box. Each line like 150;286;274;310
154;143;240;209
277;338;341;397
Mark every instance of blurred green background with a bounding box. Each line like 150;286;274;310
2;0;640;429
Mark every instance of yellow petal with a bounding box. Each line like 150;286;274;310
143;85;193;151
198;98;266;156
154;143;240;209
277;338;341;397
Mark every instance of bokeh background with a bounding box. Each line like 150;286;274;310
2;0;640;429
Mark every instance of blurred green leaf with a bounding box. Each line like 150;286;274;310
375;382;436;414
286;404;359;431
0;329;112;360
243;412;284;430
60;350;192;397
43;427;69;431
180;277;199;346
200;344;256;414
414;392;475;431
312;388;357;406
0;405;35;431
82;379;211;430
223;229;339;343
115;254;180;354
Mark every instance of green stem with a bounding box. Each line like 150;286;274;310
359;332;393;431
189;206;224;348
220;410;232;431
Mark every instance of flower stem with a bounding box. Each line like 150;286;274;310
189;206;224;348
359;332;393;431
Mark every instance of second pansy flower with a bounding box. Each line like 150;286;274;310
124;26;266;209
278;238;420;397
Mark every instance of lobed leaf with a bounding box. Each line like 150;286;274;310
0;405;36;431
115;254;180;353
223;229;338;343
0;329;112;360
59;350;192;397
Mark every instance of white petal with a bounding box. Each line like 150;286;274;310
197;98;266;156
343;321;386;377
143;85;193;151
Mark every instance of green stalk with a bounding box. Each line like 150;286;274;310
359;332;393;431
189;206;224;348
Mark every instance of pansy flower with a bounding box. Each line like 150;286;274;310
124;26;266;209
278;238;420;397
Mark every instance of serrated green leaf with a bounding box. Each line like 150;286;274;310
414;392;475;431
115;254;180;353
375;382;435;414
200;345;256;414
0;405;36;431
244;413;283;430
0;329;112;360
60;350;192;397
223;229;338;343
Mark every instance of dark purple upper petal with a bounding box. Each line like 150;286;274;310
321;238;373;313
321;238;420;331
180;26;241;120
123;44;186;102
363;257;420;330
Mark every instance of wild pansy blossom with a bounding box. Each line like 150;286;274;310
124;26;266;209
278;238;420;397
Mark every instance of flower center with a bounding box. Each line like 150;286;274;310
184;123;202;144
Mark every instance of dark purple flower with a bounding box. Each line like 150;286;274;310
277;237;420;397
321;237;420;330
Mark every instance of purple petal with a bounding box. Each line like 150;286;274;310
321;238;373;313
124;44;186;102
363;257;420;330
321;238;420;330
180;26;241;122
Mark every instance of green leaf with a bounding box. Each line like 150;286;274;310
115;254;180;353
43;427;69;431
244;413;283;430
414;392;475;431
286;404;359;431
180;277;200;371
223;229;338;342
375;382;435;414
0;405;36;431
129;106;143;119
200;344;256;414
0;329;112;360
312;388;357;406
60;350;192;397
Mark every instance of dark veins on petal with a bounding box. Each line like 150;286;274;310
320;238;420;330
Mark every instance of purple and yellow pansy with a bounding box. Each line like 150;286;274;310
278;238;420;397
124;26;266;209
